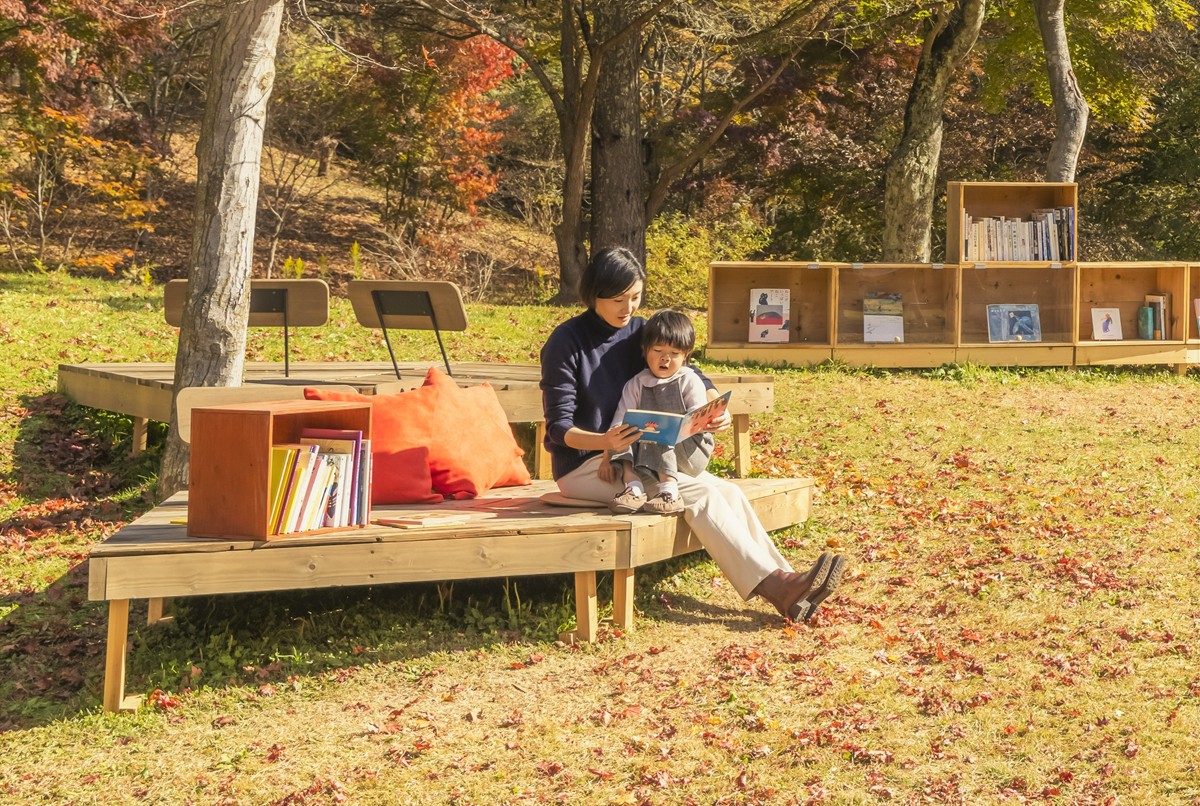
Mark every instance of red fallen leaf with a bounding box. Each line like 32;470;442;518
413;740;433;752
212;715;236;728
588;768;614;779
1057;768;1074;782
536;760;564;777
1124;738;1139;758
509;662;526;669
148;689;181;709
81;774;102;784
527;652;545;664
257;684;277;697
266;743;285;762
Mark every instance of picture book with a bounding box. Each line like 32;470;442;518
986;304;1042;343
748;288;790;343
1090;307;1123;341
622;390;732;447
373;513;471;529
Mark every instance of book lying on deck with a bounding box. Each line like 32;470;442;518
621;390;732;447
373;513;471;529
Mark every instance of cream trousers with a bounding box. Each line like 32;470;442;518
556;455;794;598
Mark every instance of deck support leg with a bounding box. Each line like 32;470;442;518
131;417;148;457
613;569;635;629
574;571;598;642
103;599;130;713
534;421;552;480
147;597;172;625
733;413;751;478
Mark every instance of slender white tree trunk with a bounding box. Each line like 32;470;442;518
1035;0;1089;181
158;0;285;497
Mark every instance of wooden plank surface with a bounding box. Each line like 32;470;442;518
88;478;815;600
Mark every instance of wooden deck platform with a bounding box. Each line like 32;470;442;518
90;477;814;712
57;361;775;478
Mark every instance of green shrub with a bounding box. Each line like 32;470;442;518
644;205;770;309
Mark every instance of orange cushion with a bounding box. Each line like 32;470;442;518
419;367;531;498
302;386;442;505
305;368;530;501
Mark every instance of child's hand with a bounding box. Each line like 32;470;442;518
598;454;617;483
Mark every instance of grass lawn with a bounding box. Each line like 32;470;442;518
2;271;1199;804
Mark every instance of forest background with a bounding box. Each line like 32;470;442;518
4;0;1200;300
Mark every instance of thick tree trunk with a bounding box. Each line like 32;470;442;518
1035;0;1088;182
589;2;647;269
157;0;285;497
882;0;985;262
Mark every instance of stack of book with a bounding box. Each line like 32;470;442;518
961;206;1075;262
266;428;372;535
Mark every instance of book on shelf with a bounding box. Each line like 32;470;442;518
748;288;790;343
1137;305;1154;340
266;429;370;535
266;446;297;535
1090;307;1123;341
356;438;372;525
862;292;904;343
279;443;321;534
1144;293;1168;340
301;427;364;526
986;304;1042;343
373;513;471;529
621;390;732;447
963;206;1074;261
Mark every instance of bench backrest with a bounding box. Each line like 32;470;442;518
163;279;330;328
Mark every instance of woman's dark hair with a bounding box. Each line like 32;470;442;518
579;247;646;307
641;309;695;355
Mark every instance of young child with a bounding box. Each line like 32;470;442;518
605;309;714;515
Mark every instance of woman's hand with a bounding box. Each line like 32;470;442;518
599;423;642;451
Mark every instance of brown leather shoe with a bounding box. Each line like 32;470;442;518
754;553;832;621
801;553;847;621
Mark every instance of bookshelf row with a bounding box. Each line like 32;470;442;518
707;261;1200;369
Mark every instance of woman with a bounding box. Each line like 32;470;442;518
540;247;845;622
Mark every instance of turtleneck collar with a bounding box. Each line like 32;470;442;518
583;307;622;336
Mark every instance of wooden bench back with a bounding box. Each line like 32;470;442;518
163;279;330;328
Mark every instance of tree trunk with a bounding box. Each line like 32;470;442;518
589;2;647;269
157;0;285;497
881;0;986;262
549;0;589;304
1035;0;1088;182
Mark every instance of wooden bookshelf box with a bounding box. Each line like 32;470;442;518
1075;262;1188;365
834;263;956;367
956;263;1076;365
188;399;373;540
707;262;834;365
947;181;1078;264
